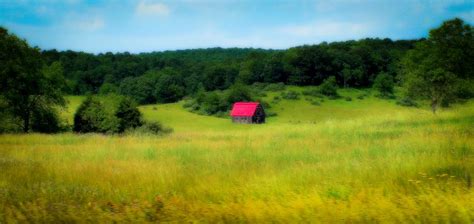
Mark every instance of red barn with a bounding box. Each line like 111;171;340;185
230;102;265;124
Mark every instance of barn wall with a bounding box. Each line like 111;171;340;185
232;116;252;124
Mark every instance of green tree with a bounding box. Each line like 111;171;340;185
225;84;253;107
73;96;113;133
119;76;156;104
320;76;339;97
154;68;185;103
373;73;394;98
99;83;118;95
401;18;473;113
115;97;143;133
0;27;66;132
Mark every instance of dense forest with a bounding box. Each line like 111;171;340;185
41;39;417;103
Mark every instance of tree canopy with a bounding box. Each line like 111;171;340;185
400;18;473;113
0;27;66;132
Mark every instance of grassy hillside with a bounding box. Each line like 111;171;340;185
1;88;473;222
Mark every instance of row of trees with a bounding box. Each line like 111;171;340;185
41;38;417;98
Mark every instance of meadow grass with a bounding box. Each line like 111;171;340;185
1;88;473;222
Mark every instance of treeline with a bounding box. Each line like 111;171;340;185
41;38;417;104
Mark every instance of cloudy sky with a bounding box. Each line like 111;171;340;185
0;0;472;53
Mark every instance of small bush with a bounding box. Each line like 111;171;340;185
281;90;300;100
31;106;67;133
73;95;143;134
320;77;339;97
251;82;267;90
129;121;172;135
73;96;115;133
115;97;143;133
311;100;321;106
263;82;286;91
266;111;277;117
302;88;323;98
99;83;118;95
345;96;352;101
373;73;394;98
396;97;418;107
182;100;194;108
357;94;366;100
254;100;271;111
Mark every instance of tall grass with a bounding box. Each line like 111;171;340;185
0;90;473;222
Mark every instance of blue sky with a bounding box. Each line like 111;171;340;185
0;0;472;53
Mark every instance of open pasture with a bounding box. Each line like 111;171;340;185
1;90;473;222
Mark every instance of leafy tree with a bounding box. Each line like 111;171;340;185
73;96;115;133
263;52;289;83
99;83;118;95
154;68;185;103
115;97;143;133
373;73;394;98
225;84;253;107
202;92;226;115
0;27;66;132
320;76;339;97
401;18;473;113
31;104;64;133
119;76;156;104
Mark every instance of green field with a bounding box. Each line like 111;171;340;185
1;88;473;222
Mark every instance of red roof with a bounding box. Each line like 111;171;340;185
230;102;259;117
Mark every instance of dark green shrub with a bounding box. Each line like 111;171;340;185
345;96;352;101
73;95;169;135
129;121;173;135
182;100;195;109
73;96;113;133
0;97;20;133
320;77;339;97
266;111;277;117
115;97;143;133
263;82;286;91
154;70;185;103
396;97;418;107
311;100;321;106
373;73;395;98
31;106;66;133
281;90;300;100
99;83;118;95
119;76;156;104
302;88;323;98
456;80;474;99
251;82;266;90
259;100;271;110
226;84;253;106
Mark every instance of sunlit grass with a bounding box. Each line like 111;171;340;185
1;89;473;222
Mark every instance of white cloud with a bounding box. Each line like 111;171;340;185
136;1;170;17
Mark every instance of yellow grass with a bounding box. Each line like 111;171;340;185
0;91;473;222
